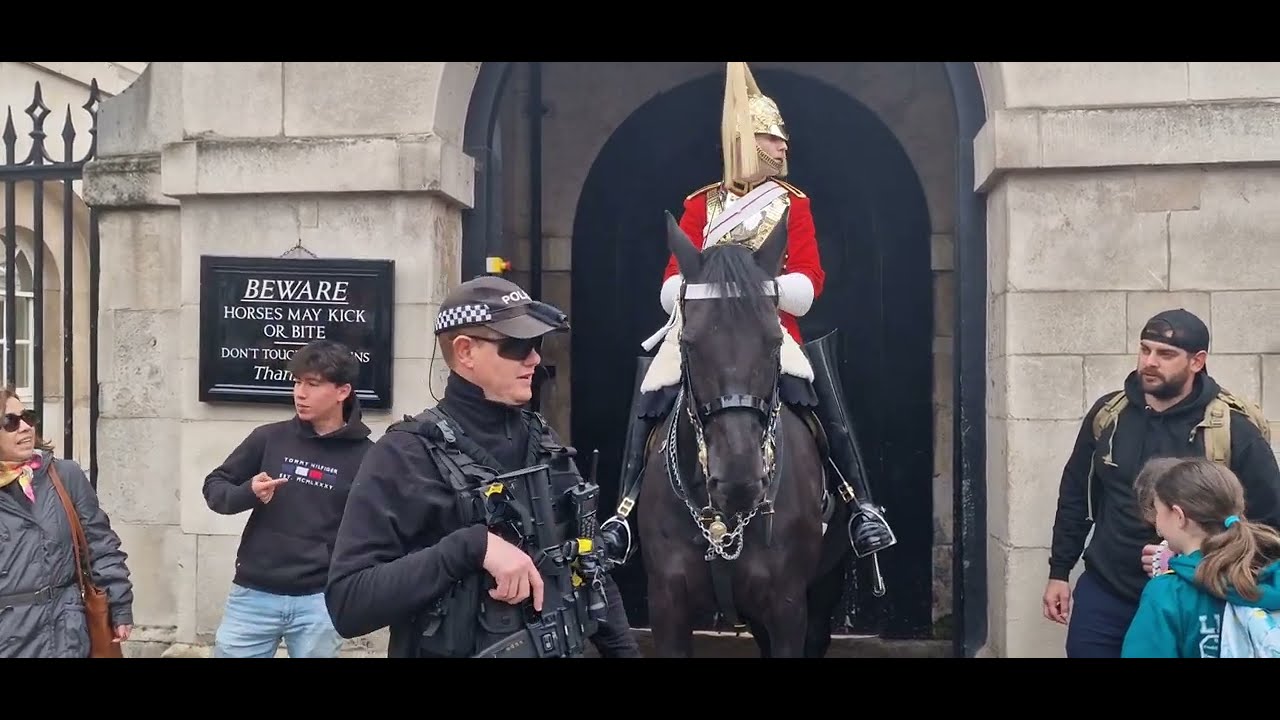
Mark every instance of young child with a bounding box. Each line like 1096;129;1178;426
1121;456;1280;658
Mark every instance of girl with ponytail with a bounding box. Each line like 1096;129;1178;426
1122;456;1280;657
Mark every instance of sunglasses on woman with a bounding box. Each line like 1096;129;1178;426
2;410;37;433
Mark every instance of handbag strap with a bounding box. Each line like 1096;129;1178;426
46;463;91;593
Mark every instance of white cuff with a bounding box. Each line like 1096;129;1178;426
776;273;815;316
660;275;683;314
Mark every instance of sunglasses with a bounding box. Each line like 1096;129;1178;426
2;410;37;433
471;334;543;361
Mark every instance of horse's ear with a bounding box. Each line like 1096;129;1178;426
755;208;789;276
666;210;701;278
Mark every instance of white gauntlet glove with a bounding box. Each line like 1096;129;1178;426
775;273;815;316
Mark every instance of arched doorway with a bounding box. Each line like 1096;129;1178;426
570;69;934;638
459;62;990;656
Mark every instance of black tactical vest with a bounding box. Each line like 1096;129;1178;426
389;405;583;658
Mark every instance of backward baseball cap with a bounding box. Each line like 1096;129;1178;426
1140;308;1210;354
433;275;570;339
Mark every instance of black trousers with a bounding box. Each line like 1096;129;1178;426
1065;570;1139;658
589;574;643;658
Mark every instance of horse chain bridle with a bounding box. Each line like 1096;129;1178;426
663;279;784;561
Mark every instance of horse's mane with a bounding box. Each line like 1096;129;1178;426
693;243;777;330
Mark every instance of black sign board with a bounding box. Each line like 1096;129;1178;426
198;255;395;409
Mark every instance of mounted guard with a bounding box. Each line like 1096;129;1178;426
598;61;898;591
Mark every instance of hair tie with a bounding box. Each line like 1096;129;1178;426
1224;515;1240;528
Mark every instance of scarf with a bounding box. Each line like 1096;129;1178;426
0;455;41;502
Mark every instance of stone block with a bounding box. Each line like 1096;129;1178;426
1260;357;1280;422
1038;103;1280;169
1001;63;1188;109
177;419;263;537
986;418;1008;544
999;546;1068;658
1004;419;1082;549
95;417;181;526
178;195;459;308
161;137;473;206
1134;168;1204;212
182;63;283;138
1169;168;1280;290
1084;355;1137;404
283;62;441;138
1211;292;1280;354
986;184;1009;296
112;523;195;630
1005;173;1168;292
98;62;184;158
931;233;953;271
933;348;953;409
1004;355;1084;420
1208;354;1262;404
1003;292;1128;356
1126;292;1211;341
97;208;182;311
933;271;955;339
97;309;181;420
194;534;242;640
1188;63;1280;101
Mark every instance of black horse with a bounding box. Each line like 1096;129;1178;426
636;210;851;657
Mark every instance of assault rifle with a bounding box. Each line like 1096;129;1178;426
472;462;609;658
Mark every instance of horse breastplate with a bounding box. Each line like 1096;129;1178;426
703;183;790;251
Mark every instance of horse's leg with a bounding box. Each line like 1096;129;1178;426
762;585;809;657
805;503;852;657
646;570;697;657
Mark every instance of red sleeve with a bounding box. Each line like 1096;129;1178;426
663;193;708;283
783;195;824;299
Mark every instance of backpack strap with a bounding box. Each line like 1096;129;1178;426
1092;390;1128;466
1199;389;1270;466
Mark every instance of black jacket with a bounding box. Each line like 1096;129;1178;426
1049;370;1280;603
202;397;374;596
324;372;640;658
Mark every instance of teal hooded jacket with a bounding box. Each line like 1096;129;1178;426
1121;549;1280;658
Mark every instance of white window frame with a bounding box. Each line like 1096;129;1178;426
0;248;36;401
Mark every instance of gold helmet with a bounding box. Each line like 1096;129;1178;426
721;61;788;187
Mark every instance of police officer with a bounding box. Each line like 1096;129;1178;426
325;275;641;658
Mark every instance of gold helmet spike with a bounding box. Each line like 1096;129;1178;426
721;62;788;187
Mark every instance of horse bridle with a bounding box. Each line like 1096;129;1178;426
665;279;784;561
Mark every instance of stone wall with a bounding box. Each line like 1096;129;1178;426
81;61;1280;659
978;62;1280;657
83;62;475;653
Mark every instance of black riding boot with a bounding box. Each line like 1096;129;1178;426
801;331;897;558
599;356;657;569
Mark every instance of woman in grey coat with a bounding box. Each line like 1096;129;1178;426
0;385;133;657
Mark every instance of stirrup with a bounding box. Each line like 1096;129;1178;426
600;515;635;568
848;504;897;559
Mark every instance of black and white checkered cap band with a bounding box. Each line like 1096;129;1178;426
434;303;493;333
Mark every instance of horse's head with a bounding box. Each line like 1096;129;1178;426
665;209;789;515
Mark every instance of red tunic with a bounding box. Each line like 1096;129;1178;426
662;180;825;344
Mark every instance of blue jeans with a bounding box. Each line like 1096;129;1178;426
213;583;344;658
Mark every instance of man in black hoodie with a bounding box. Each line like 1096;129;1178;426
325;275;641;658
203;339;374;658
1043;309;1280;657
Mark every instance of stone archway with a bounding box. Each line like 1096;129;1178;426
448;61;993;656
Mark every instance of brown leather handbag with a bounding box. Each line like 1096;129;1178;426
48;464;123;658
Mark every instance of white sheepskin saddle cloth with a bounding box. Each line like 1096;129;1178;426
638;283;814;394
